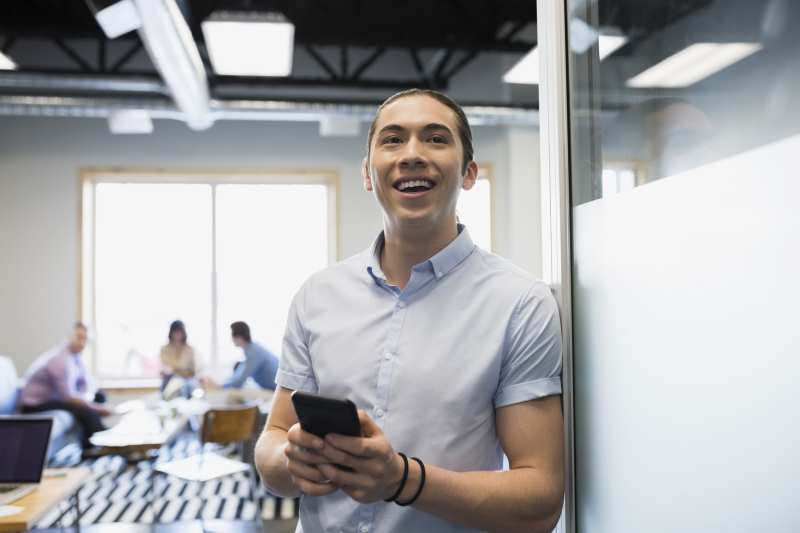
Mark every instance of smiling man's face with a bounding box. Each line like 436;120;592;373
365;95;477;237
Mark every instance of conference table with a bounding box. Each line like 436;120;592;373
0;467;90;532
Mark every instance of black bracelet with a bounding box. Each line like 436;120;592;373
395;457;425;507
384;452;409;503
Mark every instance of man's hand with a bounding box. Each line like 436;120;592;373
313;410;406;504
95;405;113;417
284;423;342;497
199;377;221;389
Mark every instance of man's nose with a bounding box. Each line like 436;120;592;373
399;137;427;166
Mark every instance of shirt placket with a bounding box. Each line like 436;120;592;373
357;267;431;533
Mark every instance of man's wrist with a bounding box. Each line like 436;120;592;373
397;457;421;503
384;453;406;500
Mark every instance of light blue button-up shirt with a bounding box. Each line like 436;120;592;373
277;226;562;533
223;342;280;390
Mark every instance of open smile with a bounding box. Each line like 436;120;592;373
393;178;436;197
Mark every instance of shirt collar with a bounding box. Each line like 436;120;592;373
366;224;475;283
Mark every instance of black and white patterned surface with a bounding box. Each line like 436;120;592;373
34;437;298;529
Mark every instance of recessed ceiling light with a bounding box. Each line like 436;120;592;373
319;117;360;137
107;110;154;134
0;51;18;70
627;43;762;88
598;35;628;60
502;34;629;85
201;11;294;77
502;46;540;85
86;0;142;39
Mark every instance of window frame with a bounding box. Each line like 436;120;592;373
79;168;339;381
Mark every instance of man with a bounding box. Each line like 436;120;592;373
255;90;564;533
19;323;112;450
222;321;280;390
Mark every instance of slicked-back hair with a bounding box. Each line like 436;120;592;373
366;89;474;173
230;321;252;343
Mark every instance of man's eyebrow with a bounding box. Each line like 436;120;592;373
377;124;407;136
377;123;454;136
422;123;454;136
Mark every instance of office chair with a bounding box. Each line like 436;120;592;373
154;401;263;530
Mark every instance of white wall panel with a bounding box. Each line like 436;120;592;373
573;134;800;532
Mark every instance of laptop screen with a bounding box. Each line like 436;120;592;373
0;418;53;483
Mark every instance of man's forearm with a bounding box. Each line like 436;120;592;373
65;397;90;409
255;429;304;498
407;463;562;533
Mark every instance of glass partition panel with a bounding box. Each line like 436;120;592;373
567;0;800;531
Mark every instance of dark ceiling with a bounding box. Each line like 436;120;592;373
0;0;716;105
0;0;538;98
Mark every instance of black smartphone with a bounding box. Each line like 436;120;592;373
291;391;363;440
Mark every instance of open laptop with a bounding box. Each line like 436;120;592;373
0;418;53;505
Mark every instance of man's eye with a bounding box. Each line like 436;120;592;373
429;136;446;143
384;137;401;144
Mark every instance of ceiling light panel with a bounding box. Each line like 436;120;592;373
627;43;762;88
598;35;628;60
502;47;540;85
202;12;294;77
90;0;142;39
0;51;18;70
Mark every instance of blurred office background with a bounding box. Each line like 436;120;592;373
0;0;543;382
1;0;799;530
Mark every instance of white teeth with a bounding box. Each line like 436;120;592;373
397;180;433;191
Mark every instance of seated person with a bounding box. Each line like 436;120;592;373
19;322;112;450
160;320;199;388
204;321;279;391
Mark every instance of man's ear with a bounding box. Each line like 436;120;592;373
461;160;479;191
363;159;374;191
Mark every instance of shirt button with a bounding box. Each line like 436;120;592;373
376;408;384;417
398;301;406;308
437;271;443;278
361;526;369;533
384;352;393;360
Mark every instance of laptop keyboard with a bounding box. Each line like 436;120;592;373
0;485;21;493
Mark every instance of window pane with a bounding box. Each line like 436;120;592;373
457;177;491;252
568;1;800;530
215;183;329;375
94;183;212;378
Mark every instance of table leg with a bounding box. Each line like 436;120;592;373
73;486;81;533
151;468;158;526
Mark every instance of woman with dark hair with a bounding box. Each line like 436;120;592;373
159;320;199;380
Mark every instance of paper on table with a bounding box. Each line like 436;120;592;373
0;505;25;518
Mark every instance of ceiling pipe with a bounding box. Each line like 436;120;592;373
132;0;213;130
0;95;183;119
0;73;168;95
0;95;539;126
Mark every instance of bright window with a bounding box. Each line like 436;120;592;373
83;172;336;380
456;168;492;252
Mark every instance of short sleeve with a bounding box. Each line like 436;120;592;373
494;282;563;408
275;283;319;393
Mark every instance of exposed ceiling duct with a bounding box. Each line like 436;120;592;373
132;0;213;130
0;73;168;95
0;95;539;126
